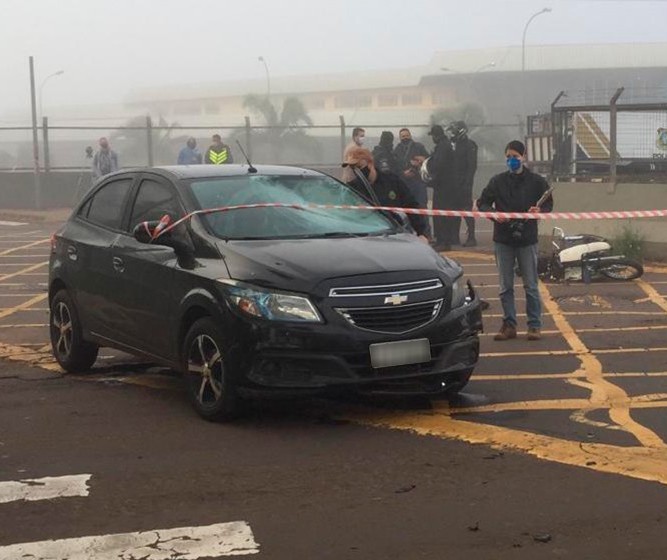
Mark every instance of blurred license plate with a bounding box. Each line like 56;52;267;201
370;339;431;369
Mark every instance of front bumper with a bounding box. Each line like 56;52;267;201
228;287;483;395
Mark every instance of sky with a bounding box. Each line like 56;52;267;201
1;0;667;120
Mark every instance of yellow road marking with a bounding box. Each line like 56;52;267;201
635;279;667;313
471;371;667;381
0;342;60;372
0;293;43;297
539;281;665;448
485;311;665;318
0;238;49;256
0;262;48;283
447;251;494;261
0;294;49;320
0;323;48;328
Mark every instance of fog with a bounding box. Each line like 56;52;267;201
1;0;666;118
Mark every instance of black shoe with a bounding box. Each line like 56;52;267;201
463;238;477;247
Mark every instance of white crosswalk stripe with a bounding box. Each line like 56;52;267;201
0;521;259;559
0;474;91;504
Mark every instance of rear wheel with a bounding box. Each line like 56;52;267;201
182;317;243;422
49;289;99;372
599;258;643;281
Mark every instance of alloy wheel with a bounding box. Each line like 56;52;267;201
187;334;224;406
51;301;73;359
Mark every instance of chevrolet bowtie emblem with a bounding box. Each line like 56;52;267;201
384;294;408;306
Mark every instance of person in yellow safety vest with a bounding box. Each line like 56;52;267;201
205;134;234;164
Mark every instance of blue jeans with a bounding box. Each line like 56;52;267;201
494;242;542;329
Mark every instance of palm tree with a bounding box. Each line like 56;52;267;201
242;95;321;164
111;116;184;166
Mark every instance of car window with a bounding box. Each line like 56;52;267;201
86;178;133;230
129;178;183;231
188;175;397;240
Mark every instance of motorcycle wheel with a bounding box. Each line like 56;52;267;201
599;258;643;281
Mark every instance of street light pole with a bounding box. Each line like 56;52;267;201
38;70;64;122
521;8;551;133
522;8;551;73
258;56;270;99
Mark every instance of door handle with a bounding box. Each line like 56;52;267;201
112;256;125;273
67;245;78;261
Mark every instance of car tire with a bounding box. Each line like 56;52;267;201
182;317;242;422
49;289;99;373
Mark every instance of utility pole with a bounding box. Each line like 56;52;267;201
29;56;42;209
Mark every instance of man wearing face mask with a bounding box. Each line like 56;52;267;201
344;147;429;241
394;128;428;173
476;140;553;341
342;127;367;183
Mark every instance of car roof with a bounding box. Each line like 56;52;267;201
149;164;329;180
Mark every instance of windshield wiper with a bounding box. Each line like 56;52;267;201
294;231;371;239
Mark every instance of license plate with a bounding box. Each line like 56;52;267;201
370;339;431;369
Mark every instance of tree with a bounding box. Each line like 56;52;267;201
111;116;184;166
430;102;510;161
241;95;321;164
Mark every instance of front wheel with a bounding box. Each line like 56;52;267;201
599;258;643;281
49;289;99;372
182;317;243;422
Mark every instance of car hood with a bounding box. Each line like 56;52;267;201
217;234;462;294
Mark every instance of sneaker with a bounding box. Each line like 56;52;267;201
494;322;517;341
463;238;477;248
527;327;542;341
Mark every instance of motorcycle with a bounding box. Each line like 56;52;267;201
537;227;643;283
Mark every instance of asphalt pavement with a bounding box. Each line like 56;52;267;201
2;218;667;559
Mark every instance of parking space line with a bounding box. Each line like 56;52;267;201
636;278;667;313
0;294;49;320
0;238;49;256
0;474;91;504
0;262;49;283
0;521;259;559
472;371;667;381
540;281;666;449
0;323;49;328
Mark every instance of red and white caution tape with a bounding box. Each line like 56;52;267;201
158;203;667;238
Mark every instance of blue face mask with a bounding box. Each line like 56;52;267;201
507;156;522;173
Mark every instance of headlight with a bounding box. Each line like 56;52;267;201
451;277;466;308
219;280;322;323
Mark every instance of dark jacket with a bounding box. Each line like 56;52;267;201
205;144;233;164
476;167;553;246
372;144;400;175
451;136;478;205
394;139;428;171
347;171;429;237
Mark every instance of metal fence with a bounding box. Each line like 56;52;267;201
0;117;520;173
548;88;667;185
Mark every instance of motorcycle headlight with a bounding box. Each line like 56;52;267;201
219;280;322;323
451;277;466;308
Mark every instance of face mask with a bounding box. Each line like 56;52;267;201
507;156;522;173
401;138;411;144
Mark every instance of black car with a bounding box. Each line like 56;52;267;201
49;165;483;420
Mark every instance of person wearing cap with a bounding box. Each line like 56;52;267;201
344;146;430;240
425;124;456;251
476;140;553;341
447;120;478;247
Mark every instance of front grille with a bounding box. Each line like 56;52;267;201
329;278;443;298
336;299;443;334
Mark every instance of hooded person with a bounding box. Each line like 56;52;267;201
446;120;478;247
372;131;400;175
177;137;203;165
425;124;456;251
344;147;429;240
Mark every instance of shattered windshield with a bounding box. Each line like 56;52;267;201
188;174;397;240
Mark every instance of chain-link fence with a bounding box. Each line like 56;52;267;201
549;88;667;182
0;117;520;172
